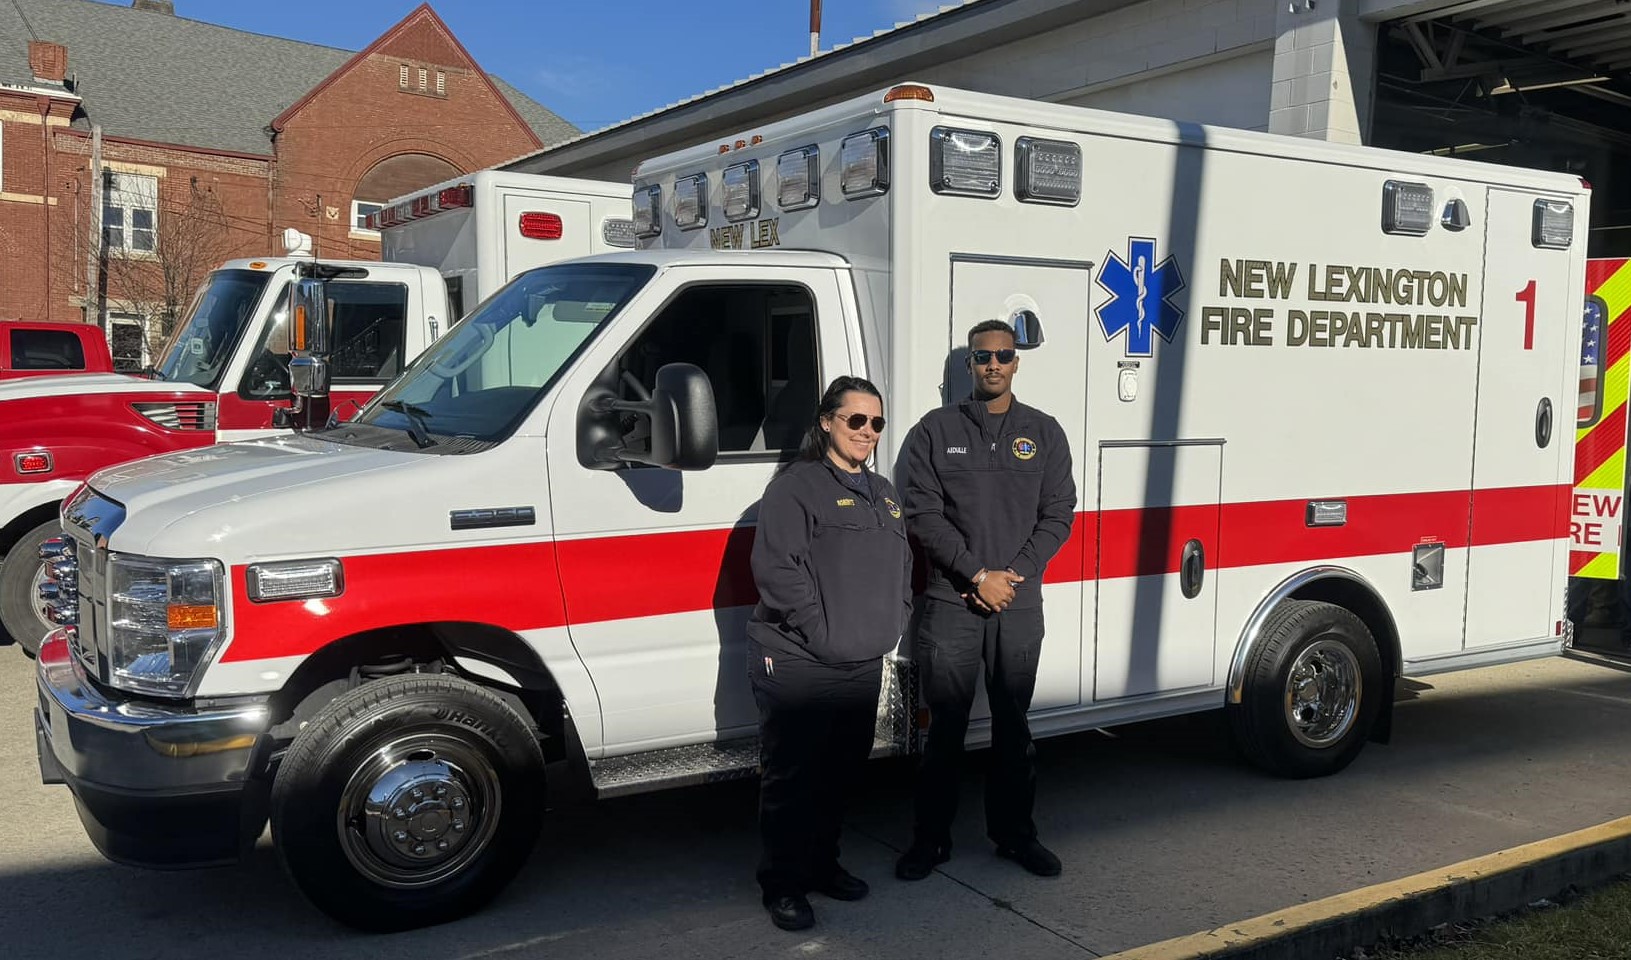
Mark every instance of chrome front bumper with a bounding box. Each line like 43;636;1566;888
33;629;274;867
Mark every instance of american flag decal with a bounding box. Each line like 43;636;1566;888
1580;297;1603;424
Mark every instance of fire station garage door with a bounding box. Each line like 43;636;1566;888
948;256;1090;715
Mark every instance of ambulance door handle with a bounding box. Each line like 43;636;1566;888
1180;539;1205;599
1536;397;1552;449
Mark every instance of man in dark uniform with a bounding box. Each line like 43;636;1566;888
896;319;1077;881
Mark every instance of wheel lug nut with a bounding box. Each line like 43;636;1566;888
393;808;406;820
452;820;465;831
435;785;447;797
412;788;425;800
437;840;449;851
451;798;465;810
413;844;426;855
393;830;408;842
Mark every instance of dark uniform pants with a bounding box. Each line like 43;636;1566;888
747;638;883;901
912;596;1044;850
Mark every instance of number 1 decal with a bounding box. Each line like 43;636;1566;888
1516;279;1536;350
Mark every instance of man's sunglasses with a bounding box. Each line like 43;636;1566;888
833;413;886;432
971;349;1017;365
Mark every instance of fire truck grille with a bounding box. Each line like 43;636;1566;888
132;401;218;431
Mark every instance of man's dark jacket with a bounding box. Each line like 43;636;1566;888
902;395;1077;609
747;458;914;663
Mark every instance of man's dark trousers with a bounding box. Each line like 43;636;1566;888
911;595;1045;850
748;638;883;901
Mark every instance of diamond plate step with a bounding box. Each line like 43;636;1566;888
587;656;920;800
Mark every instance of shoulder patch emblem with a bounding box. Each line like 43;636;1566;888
836;498;856;507
1012;437;1038;461
884;496;902;519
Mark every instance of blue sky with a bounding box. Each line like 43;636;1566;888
102;0;952;135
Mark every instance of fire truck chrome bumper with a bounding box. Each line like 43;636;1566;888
33;628;273;868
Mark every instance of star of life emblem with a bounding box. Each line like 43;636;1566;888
1095;237;1187;357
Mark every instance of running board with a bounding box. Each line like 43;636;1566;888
590;739;762;799
588;655;920;800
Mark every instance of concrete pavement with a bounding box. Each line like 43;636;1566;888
3;648;1631;959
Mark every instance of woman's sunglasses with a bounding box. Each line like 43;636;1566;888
833;412;886;432
971;348;1017;365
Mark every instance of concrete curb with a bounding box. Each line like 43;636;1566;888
1100;814;1631;960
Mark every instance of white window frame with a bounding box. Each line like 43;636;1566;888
104;172;159;258
106;311;153;373
350;199;384;240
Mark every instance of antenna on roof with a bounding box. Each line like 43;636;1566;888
809;0;821;57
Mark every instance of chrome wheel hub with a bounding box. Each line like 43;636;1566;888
337;733;501;889
1283;638;1361;748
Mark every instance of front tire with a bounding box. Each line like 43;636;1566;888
1228;600;1383;778
270;674;545;931
1;519;60;656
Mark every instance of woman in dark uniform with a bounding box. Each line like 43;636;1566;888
746;375;914;931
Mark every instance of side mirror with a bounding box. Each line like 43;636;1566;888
577;362;718;471
1011;309;1044;349
284;278;332;429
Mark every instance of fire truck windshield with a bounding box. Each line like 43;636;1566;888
340;262;656;450
150;269;273;388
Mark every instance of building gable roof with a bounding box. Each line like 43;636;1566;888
0;0;576;157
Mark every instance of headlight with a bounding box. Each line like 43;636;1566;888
107;554;225;697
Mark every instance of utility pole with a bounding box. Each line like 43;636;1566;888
85;123;102;327
810;0;821;58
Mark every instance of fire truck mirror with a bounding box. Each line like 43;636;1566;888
289;356;330;398
1011;309;1044;349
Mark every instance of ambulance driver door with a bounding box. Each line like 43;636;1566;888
946;256;1091;715
546;267;850;755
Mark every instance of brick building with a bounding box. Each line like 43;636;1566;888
0;0;575;368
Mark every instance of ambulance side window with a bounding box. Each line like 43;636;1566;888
239;281;409;398
611;283;819;457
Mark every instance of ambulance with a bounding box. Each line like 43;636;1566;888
33;83;1590;931
0;173;630;653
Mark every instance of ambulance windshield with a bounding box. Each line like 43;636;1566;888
340;262;655;450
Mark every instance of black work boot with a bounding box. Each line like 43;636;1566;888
765;893;814;931
894;842;950;881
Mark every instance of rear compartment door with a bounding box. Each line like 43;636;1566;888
503;193;592;286
946;256;1090;715
1464;188;1583;649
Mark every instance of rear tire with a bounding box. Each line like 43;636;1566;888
1;519;60;656
1228;599;1383;778
270;674;545;931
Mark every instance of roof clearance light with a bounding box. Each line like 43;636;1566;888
723;160;760;221
1382;180;1434;236
778;145;820;211
884;84;935;103
602;217;638;248
518;211;564;240
931;127;1001;198
1534;198;1574;249
1015;136;1081;205
674;174;708;230
841;128;890;199
633;184;661;238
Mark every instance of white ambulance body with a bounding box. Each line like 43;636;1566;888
33;84;1589;930
373;169;635;323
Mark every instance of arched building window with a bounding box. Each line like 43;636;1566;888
350;153;462;237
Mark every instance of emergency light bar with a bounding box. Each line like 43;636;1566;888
364;184;474;231
1015;136;1081;205
1382;180;1433;236
633;184;661;238
931;127;1000;198
777;145;820;210
723;160;760;221
841;127;889;198
1533;199;1574;249
675;174;708;230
